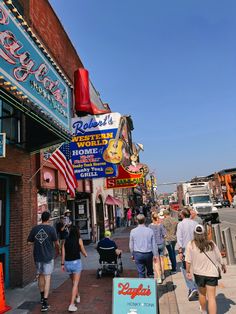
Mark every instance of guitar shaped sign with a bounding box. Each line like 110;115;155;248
103;117;125;164
130;143;144;166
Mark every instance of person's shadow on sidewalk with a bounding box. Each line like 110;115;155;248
216;293;236;314
157;280;177;299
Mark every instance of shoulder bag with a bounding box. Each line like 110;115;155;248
203;251;221;279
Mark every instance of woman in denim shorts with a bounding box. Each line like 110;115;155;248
185;224;226;314
61;226;87;312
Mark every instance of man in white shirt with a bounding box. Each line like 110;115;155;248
177;208;198;301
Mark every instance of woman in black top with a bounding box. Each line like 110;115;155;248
61;226;87;312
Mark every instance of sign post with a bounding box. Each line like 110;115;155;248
113;278;158;314
0;134;6;158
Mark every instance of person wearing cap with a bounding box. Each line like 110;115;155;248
56;215;69;242
185;224;226;314
97;230;122;256
176;208;199;301
63;209;72;234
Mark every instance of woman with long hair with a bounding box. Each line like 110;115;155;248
148;212;166;284
185;224;226;314
61;226;87;312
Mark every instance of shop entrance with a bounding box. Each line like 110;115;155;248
74;199;91;240
96;195;104;240
0;177;10;287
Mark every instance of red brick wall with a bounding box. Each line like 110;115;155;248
28;0;83;82
1;0;86;286
0;144;38;286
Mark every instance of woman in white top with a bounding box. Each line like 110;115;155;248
185;224;226;314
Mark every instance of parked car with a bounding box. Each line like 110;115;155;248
213;199;222;208
222;199;231;207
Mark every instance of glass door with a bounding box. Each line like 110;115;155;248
0;177;10;287
74;199;91;240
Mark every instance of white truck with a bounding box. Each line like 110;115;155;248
180;181;219;224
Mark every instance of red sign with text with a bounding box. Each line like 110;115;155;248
105;165;143;189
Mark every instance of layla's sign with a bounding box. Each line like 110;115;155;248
105;165;144;189
71;113;121;179
0;133;6;157
113;278;158;314
0;2;71;131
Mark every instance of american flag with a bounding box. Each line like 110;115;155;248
49;143;77;198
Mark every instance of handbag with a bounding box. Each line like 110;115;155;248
163;255;172;271
203;251;221;279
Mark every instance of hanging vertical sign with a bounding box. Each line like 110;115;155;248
71;113;122;179
0;133;6;158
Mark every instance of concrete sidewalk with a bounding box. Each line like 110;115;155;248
5;226;236;313
5;227;178;313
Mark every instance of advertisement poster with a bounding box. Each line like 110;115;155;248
71;113;122;179
113;278;158;314
0;133;6;158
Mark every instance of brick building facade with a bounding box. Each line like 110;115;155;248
0;0;85;287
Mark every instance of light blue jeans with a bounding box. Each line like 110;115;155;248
181;266;198;291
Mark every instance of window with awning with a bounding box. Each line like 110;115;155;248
105;195;123;207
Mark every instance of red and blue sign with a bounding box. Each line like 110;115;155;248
71;113;121;179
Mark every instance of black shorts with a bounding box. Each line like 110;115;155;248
194;274;218;287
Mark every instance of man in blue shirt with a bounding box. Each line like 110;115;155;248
129;214;157;278
97;231;122;258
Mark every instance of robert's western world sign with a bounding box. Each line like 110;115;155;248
71;113;121;179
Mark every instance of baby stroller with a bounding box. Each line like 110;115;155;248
96;246;123;279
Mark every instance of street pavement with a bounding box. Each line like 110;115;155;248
5;226;236;313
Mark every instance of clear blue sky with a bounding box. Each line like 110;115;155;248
50;0;236;192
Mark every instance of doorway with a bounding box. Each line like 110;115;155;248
74;199;91;241
0;177;10;287
96;195;104;240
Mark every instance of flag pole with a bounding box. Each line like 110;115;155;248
27;143;64;183
28;157;51;183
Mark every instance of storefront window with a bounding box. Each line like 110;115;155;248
1;101;22;144
37;190;67;226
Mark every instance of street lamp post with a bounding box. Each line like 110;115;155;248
150;174;155;202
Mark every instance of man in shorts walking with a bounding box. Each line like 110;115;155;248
28;211;59;312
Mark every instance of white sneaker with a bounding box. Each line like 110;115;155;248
68;304;77;312
76;295;80;303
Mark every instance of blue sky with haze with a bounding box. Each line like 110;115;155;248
50;0;236;192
